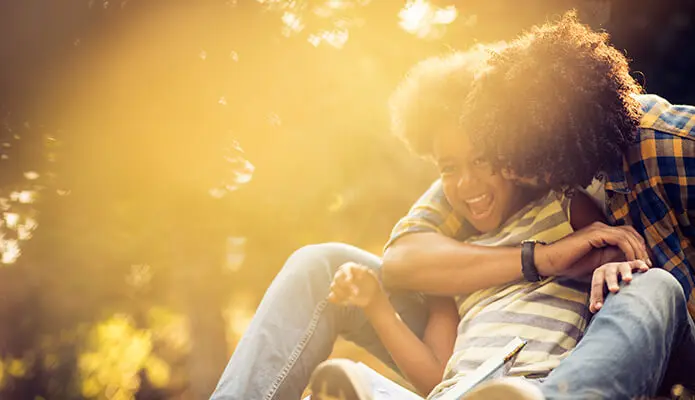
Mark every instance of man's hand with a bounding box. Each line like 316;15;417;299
536;222;651;278
328;262;385;309
589;260;650;313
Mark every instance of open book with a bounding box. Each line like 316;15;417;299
358;337;526;400
434;336;527;399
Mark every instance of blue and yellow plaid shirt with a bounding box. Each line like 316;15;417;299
386;94;695;313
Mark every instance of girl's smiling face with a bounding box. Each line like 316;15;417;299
433;130;529;233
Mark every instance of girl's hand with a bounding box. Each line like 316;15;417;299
328;262;384;309
589;259;650;313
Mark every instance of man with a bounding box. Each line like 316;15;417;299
459;11;695;313
211;15;693;400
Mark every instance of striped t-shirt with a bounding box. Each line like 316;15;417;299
428;191;591;398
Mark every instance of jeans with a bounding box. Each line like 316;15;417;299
210;243;695;400
539;267;695;399
210;243;428;400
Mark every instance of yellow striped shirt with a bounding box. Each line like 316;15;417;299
428;191;591;398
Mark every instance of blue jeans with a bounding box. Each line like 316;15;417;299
539;267;695;399
210;243;695;400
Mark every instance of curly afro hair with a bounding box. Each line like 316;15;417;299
463;11;643;189
389;45;502;159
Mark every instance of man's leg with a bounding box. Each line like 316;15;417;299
540;268;695;400
210;243;429;400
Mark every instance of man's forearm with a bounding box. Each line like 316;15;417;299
382;228;634;295
382;233;524;295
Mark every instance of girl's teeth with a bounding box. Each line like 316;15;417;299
466;194;488;204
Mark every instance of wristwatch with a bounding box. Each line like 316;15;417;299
521;239;546;282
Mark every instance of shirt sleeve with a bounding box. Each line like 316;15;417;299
384;179;472;251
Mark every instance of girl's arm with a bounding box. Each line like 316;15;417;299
329;263;459;396
364;295;458;395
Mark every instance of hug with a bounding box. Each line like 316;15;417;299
212;12;695;400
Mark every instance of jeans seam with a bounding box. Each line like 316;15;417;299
265;298;328;400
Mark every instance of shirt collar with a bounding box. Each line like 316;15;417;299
603;159;631;194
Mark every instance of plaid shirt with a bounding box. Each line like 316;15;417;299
386;94;695;312
605;94;695;313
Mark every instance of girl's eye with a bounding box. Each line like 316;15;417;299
472;158;487;167
440;165;457;175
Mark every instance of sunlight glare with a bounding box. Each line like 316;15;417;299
307;29;349;49
17;224;32;240
24;171;40;180
225;292;255;341
125;264;153;288
209;188;227;199
10;190;35;204
2;239;20;264
233;159;255;185
398;0;458;39
226;236;246;272
281;11;305;36
4;212;19;229
326;0;349;9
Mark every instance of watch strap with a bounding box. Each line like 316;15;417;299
521;240;544;282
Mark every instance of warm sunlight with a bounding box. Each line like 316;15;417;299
398;0;458;39
3;1;693;399
281;11;305;36
4;212;19;229
308;29;350;49
11;190;35;204
1;240;19;264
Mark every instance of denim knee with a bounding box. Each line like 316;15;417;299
633;268;686;305
617;268;687;328
281;243;379;288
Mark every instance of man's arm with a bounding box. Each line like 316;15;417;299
381;179;524;294
383;189;649;295
383;235;524;295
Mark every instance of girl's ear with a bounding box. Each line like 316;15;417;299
502;168;552;189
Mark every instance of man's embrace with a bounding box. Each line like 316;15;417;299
211;12;695;400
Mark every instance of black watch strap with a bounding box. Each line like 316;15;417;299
521;240;545;282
